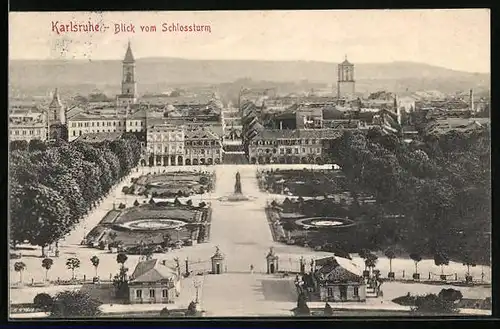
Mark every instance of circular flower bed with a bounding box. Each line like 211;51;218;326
295;217;355;229
116;218;187;231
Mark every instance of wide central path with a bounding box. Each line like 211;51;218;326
208;165;275;273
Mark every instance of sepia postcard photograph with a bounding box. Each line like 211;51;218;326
8;9;491;319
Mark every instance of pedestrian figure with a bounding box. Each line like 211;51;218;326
250;264;254;274
225;265;228;273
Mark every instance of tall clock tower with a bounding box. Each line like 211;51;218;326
337;55;356;101
117;41;137;107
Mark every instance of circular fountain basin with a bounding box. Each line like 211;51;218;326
295;217;355;229
117;219;187;231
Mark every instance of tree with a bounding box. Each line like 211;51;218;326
42;258;54;281
434;252;450;276
116;253;128;268
34;293;54;312
10;183;72;257
281;221;295;241
134;200;140;206
186;199;193;207
409;253;422;275
90;256;100;277
323;302;333;316
28;139;48;152
365;253;378;274
66;258;81;280
14;261;26;283
174;197;182;206
10;140;29;151
50;290;102;318
384;248;396;274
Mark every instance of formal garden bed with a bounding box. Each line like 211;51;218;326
258;169;349;197
122;170;215;198
85;199;211;254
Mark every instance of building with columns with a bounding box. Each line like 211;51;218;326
116;42;138;107
184;128;223;165
146;124;185;166
337;56;356;100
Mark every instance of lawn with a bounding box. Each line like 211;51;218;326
85;202;210;248
127;171;214;197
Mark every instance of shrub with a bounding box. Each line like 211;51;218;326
174;198;182;206
323;302;333;316
34;293;53;312
186;199;193;206
159;307;170;317
198;202;207;208
438;289;463;303
133;200;140;207
121;186;130;194
50;291;102;318
294;292;310;316
413;293;458;314
118;203;126;209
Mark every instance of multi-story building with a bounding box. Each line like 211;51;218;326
184;128;223;166
9;110;48;142
247;128;344;164
126;109;147;132
67;112;127;141
146;124;185;166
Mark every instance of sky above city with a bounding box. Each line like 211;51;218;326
9;10;490;73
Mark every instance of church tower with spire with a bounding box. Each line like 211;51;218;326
117;41;137;107
49;88;65;124
337;55;356;101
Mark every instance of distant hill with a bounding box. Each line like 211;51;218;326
9;58;490;97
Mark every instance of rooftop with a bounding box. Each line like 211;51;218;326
130;259;178;283
73;132;123;143
123;42;135;63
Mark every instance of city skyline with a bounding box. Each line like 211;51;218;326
9;10;490;73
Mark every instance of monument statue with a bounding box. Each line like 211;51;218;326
234;171;242;194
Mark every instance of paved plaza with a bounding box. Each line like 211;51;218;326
9;164;492;316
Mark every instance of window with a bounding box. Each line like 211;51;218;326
353;286;359;297
280;149;284;154
317;148;321;154
294;149;299;154
72;123;76;127
286;148;292;154
79;131;82;136
113;122;116;126
97;122;100;127
92;122;95;127
73;131;75;136
136;289;142;298
327;287;334;297
149;289;155;298
162;289;168;298
302;148;306;153
118;122;121;127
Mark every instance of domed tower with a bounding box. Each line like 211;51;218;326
117;41;137;107
337;55;356;100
